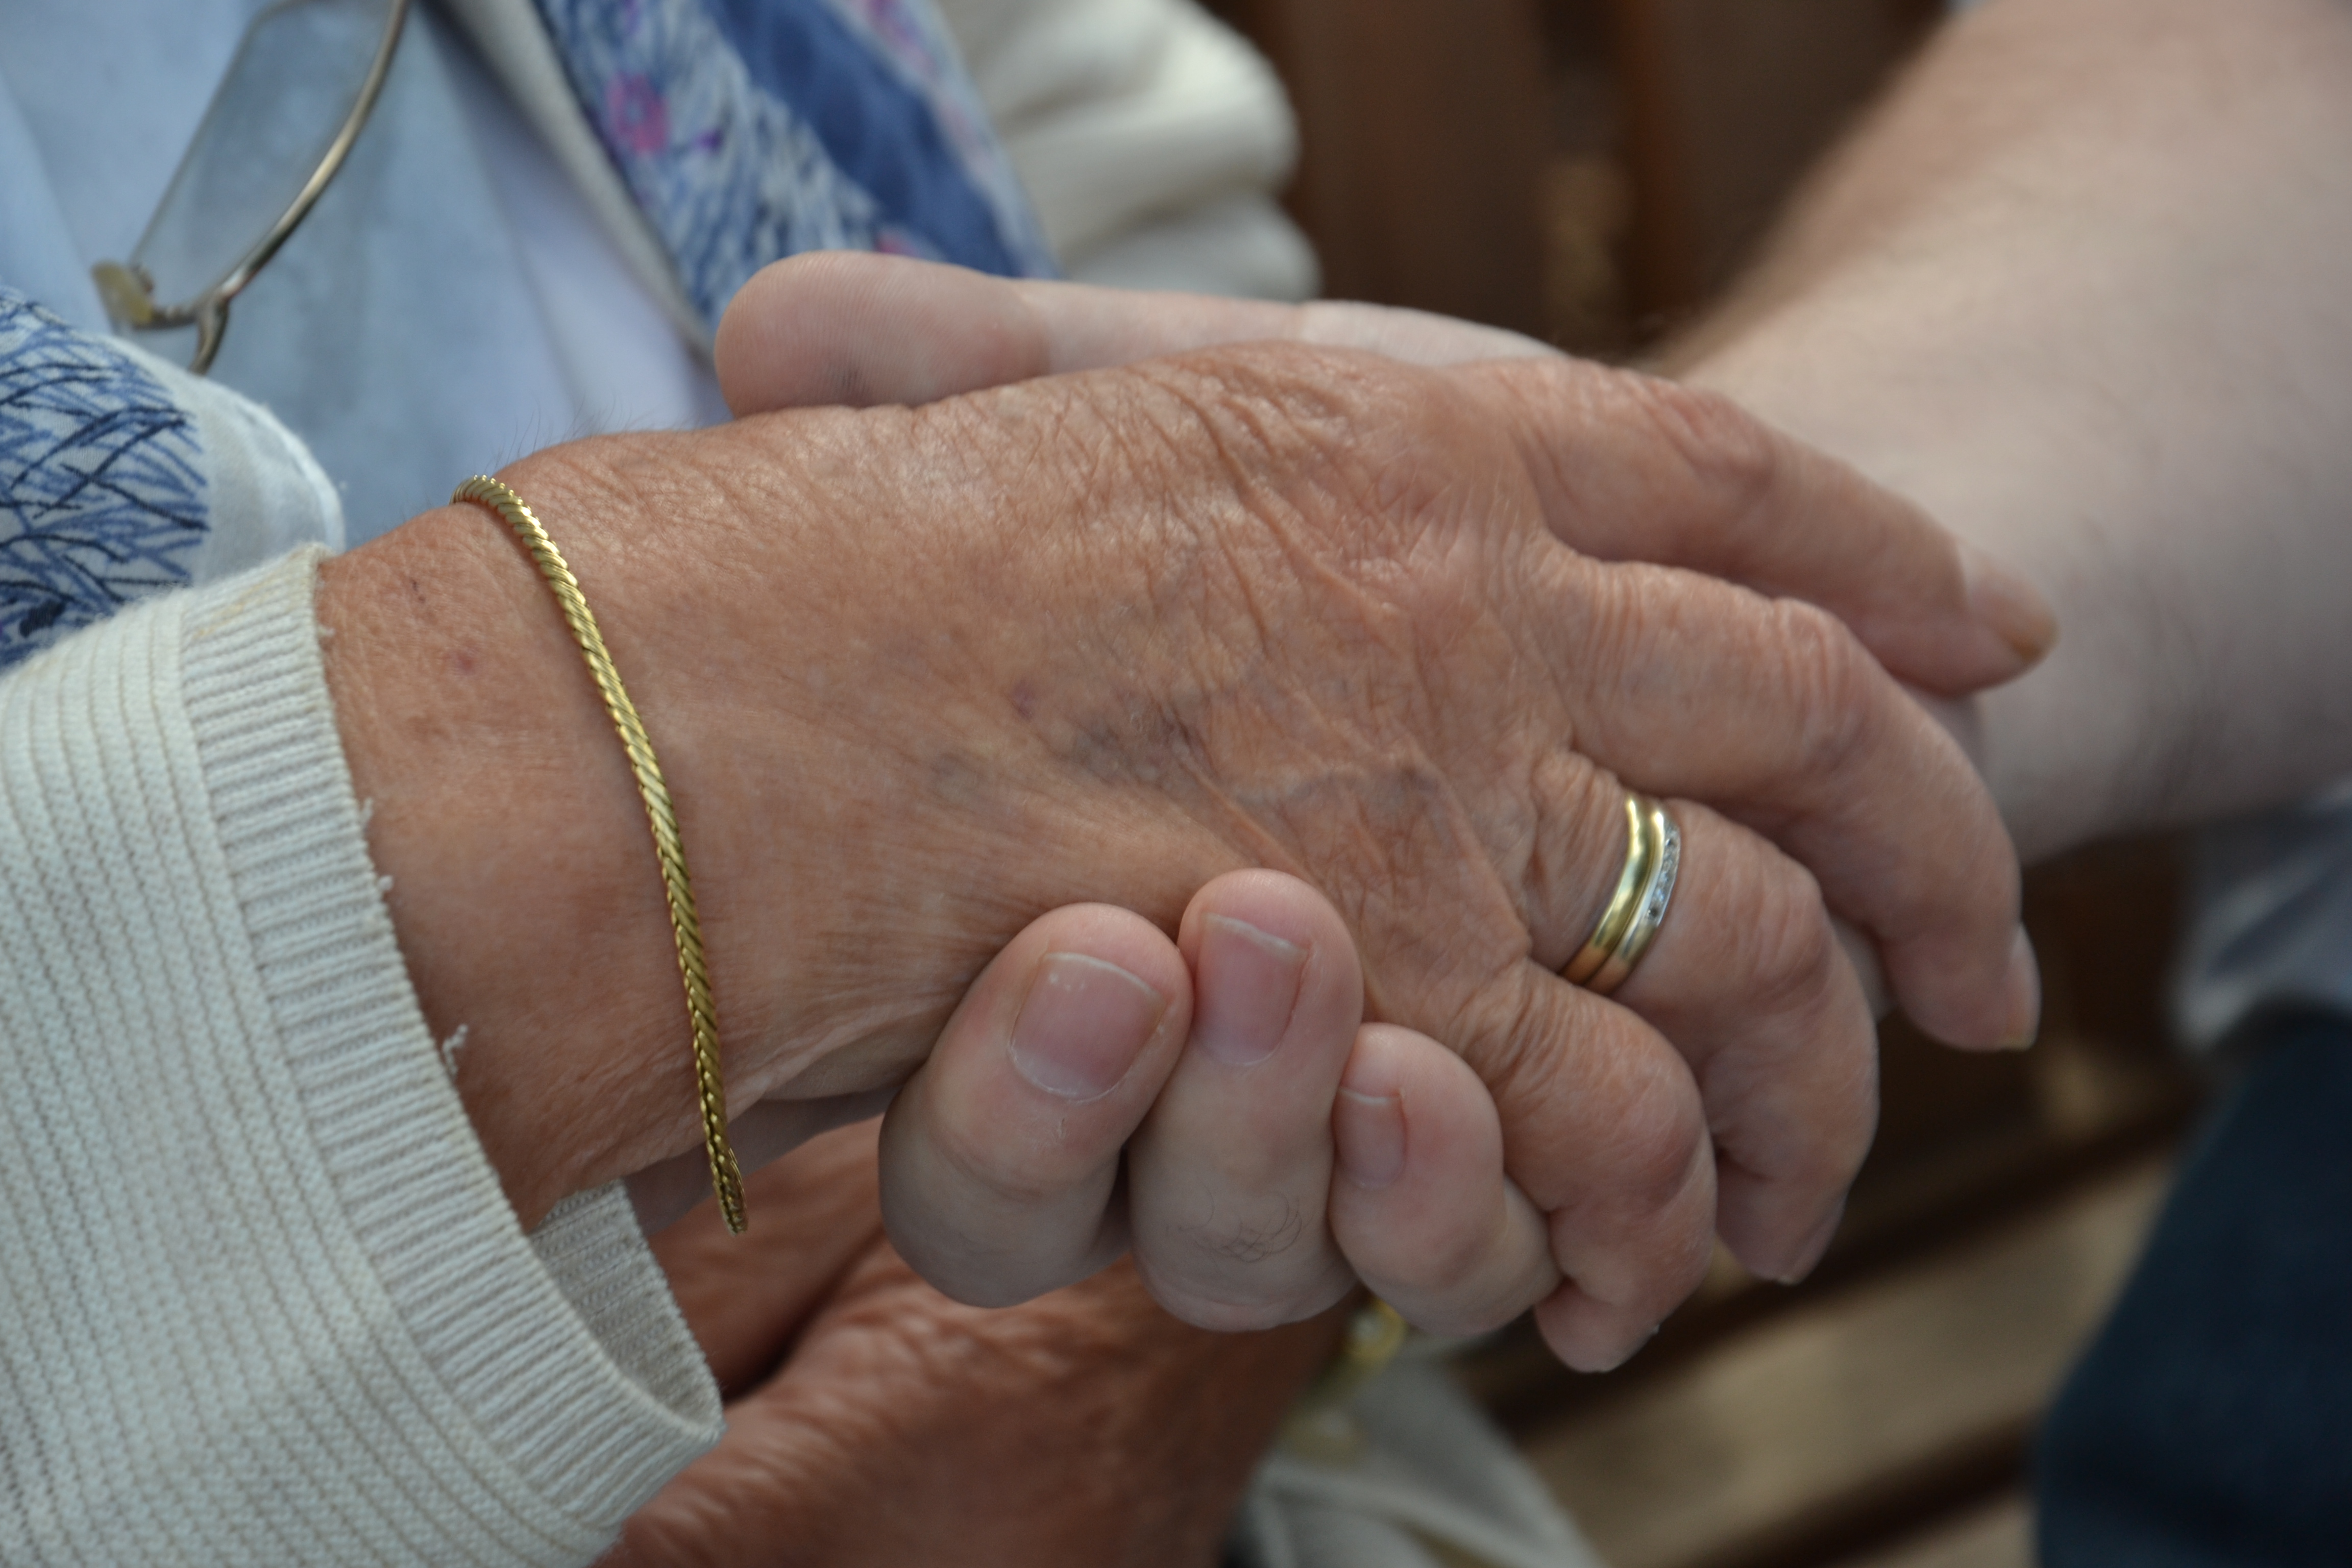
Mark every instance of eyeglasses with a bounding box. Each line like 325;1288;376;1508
92;0;409;375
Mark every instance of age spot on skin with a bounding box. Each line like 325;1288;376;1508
926;748;997;808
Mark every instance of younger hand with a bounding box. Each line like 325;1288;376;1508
632;870;1548;1340
885;870;1554;1338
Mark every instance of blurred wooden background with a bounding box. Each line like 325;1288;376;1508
1196;4;2208;1564
1208;0;1949;348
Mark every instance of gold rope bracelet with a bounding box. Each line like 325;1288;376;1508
452;475;748;1234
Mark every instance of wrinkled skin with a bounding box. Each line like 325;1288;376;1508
327;338;2030;1367
295;271;2063;1567
602;1125;1340;1568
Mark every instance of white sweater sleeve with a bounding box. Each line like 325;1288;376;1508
931;0;1319;301
0;549;723;1567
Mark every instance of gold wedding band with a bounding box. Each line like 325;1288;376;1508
1563;793;1682;997
1562;796;1647;986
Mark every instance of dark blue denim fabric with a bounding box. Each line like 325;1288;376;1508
2038;1012;2352;1566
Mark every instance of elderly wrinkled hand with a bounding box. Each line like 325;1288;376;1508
604;872;1506;1568
320;262;2046;1368
602;1117;1340;1568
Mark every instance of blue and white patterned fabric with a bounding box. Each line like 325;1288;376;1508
0;0;1057;661
536;0;1057;331
0;290;203;671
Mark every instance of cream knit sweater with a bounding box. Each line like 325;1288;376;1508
0;551;723;1565
0;4;1312;1557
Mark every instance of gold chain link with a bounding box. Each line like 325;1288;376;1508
452;475;747;1234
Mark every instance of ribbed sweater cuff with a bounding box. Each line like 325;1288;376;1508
0;547;719;1566
181;548;725;1544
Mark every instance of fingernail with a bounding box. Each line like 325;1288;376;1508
1961;543;2059;667
2000;925;2042;1050
1334;1089;1407;1190
1007;952;1168;1099
1193;914;1307;1068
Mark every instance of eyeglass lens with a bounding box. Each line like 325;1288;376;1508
128;0;400;314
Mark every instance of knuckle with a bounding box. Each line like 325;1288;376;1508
1698;846;1879;1186
1146;341;1406;471
1627;376;1780;518
1457;975;1706;1222
1606;1076;1711;1220
1721;846;1842;1021
936;1115;1081;1214
1132;1178;1338;1305
1122;346;1494;605
1188;1191;1316;1267
1767;598;1881;774
1447;967;1563;1115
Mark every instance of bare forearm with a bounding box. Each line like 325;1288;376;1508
318;483;701;1227
1676;0;2352;860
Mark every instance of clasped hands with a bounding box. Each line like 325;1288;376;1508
324;253;2051;1375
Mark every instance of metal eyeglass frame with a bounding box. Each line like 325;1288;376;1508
91;0;410;375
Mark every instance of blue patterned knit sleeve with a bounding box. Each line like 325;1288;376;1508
0;290;206;672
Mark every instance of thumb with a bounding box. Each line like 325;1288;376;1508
878;903;1193;1307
